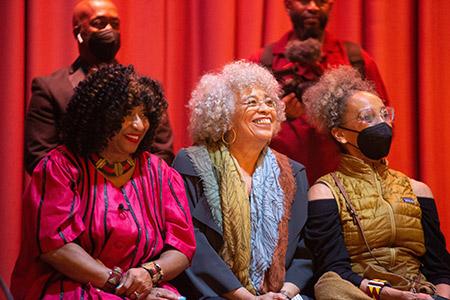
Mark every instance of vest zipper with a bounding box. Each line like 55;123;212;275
373;164;396;249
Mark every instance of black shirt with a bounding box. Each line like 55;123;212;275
305;197;450;287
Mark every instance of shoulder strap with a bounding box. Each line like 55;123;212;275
330;172;417;280
330;172;360;227
342;40;365;78
330;172;382;265
260;43;275;69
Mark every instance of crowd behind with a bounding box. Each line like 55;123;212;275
11;0;450;300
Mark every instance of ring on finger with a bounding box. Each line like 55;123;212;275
156;292;161;297
134;291;140;299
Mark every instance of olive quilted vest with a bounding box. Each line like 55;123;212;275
318;154;426;277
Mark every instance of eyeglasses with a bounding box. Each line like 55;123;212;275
341;106;394;126
298;0;331;6
241;98;277;109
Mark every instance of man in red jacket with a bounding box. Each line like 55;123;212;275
250;0;388;184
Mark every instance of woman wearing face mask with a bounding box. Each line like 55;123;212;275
303;66;450;300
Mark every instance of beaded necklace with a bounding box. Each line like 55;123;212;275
90;153;135;176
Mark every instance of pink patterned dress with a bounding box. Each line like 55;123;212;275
11;145;196;300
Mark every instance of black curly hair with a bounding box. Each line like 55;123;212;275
62;64;168;158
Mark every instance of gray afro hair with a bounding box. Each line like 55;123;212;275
303;65;378;134
188;60;285;145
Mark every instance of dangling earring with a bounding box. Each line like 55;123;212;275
221;129;237;145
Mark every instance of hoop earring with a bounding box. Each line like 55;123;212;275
221;129;236;145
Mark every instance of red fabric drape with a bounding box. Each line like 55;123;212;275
419;1;450;240
0;0;25;295
1;0;449;295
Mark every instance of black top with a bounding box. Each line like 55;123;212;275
305;197;450;287
170;148;315;299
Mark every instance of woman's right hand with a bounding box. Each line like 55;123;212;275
381;286;434;300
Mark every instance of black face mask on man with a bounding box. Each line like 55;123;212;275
78;29;121;62
338;122;392;160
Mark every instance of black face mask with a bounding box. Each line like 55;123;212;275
339;122;392;160
88;29;121;62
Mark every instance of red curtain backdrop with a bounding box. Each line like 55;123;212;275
1;0;450;294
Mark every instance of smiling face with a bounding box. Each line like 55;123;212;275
101;105;150;162
231;87;278;151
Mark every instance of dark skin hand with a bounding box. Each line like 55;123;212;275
116;248;190;299
41;243;189;299
145;287;183;300
283;93;304;119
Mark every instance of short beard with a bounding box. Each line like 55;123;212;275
290;13;328;40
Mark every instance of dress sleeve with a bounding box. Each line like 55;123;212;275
24;151;86;255
161;163;196;261
305;198;364;287
418;197;450;285
171;151;243;297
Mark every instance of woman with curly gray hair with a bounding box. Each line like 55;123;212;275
171;60;314;300
303;65;450;300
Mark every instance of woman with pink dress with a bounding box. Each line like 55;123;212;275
11;64;196;300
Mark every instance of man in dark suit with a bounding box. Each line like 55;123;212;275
24;0;174;174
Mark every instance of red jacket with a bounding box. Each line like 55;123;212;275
250;30;389;184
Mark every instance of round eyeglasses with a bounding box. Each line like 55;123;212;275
241;98;277;109
341;106;394;126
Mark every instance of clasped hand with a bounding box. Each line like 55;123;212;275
114;268;182;300
115;267;152;299
381;286;435;300
282;93;304;120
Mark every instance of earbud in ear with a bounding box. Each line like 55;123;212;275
77;33;83;44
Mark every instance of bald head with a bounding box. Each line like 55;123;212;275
72;0;121;64
73;0;119;29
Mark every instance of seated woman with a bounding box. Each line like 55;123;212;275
303;65;450;300
170;61;314;300
11;65;196;300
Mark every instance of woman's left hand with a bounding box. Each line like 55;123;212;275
145;287;182;300
115;267;153;300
